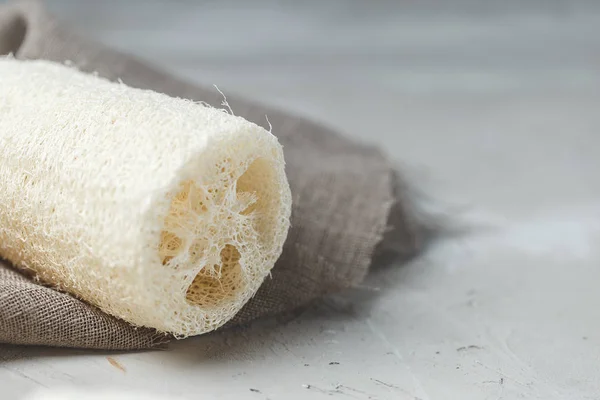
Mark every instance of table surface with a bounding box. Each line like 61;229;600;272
2;1;600;399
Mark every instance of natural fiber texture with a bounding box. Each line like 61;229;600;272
0;0;425;349
0;58;291;336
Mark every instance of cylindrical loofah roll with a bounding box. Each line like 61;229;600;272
0;58;292;336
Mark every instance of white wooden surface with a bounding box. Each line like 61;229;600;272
2;1;600;399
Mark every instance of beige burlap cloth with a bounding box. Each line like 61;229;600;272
0;0;425;349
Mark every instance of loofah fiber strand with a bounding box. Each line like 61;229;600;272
0;58;292;336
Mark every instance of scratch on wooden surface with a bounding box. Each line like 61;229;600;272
271;336;300;360
482;378;505;385
475;361;526;387
457;345;483;352
302;383;363;399
107;356;126;373
336;384;378;398
366;319;431;400
1;365;48;388
371;378;400;389
370;379;422;399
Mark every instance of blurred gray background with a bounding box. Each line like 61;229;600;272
41;0;600;212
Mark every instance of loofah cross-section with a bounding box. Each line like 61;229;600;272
0;58;292;336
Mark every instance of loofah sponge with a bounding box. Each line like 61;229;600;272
0;58;292;336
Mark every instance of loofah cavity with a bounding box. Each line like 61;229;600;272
157;157;283;314
237;158;281;247
185;244;243;308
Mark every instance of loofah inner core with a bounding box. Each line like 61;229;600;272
185;244;243;308
235;157;280;248
157;157;281;310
